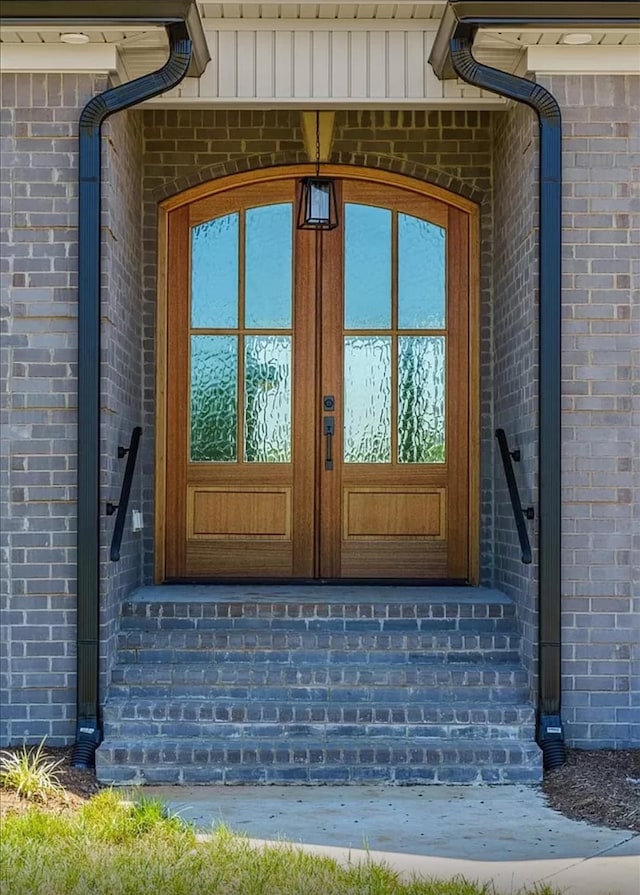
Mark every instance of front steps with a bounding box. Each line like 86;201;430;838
96;586;543;785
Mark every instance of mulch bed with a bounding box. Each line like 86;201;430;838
1;744;639;833
0;745;100;818
542;748;640;833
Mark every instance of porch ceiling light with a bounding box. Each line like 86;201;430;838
297;176;339;231
561;33;593;44
60;32;90;44
297;112;338;231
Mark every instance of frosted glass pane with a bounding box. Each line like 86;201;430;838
398;214;446;329
398;337;445;463
191;214;239;328
244;336;292;463
344;204;391;330
344;337;391;463
245;204;292;329
190;336;237;462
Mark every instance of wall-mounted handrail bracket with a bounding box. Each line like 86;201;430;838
495;428;533;565
109;426;142;562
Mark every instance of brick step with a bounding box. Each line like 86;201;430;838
116;628;520;655
115;645;522;666
121;597;516;626
120;614;517;634
109;684;529;706
104;717;535;742
103;698;536;728
95;736;543;785
109;661;529;690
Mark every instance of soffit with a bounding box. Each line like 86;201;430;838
475;28;640;48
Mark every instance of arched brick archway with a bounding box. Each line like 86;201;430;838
152;151;486;207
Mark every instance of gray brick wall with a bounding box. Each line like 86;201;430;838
1;73;103;744
100;105;145;694
492;74;639;748
540;74;640;748
492;100;539;693
0;74;145;746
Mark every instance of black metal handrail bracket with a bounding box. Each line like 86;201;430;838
107;426;142;562
495;428;534;565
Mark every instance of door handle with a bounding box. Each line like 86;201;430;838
323;416;335;470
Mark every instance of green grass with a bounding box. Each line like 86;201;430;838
0;739;64;803
0;790;562;895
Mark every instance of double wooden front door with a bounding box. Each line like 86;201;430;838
161;170;476;581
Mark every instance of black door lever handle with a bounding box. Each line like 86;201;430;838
323;416;335;470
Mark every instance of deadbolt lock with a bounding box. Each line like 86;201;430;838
323;395;335;411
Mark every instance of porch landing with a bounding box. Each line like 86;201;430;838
96;585;542;785
124;584;513;603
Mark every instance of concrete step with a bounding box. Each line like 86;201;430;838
95;736;543;785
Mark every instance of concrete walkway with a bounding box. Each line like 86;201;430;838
145;784;639;895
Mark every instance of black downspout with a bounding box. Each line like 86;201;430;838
71;22;193;769
449;27;565;769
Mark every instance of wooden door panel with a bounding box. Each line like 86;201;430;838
343;488;445;539
188;487;291;539
340;542;448;579
186;542;293;577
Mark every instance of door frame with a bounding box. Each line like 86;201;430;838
154;164;480;584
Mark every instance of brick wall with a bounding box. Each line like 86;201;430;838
0;74;145;745
1;73;103;744
100;106;145;694
492;101;539;691
492;74;639;747
140;108;494;583
541;74;639;748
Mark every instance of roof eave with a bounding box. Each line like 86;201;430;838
0;0;210;77
430;1;640;80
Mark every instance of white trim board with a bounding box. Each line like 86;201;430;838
0;43;118;72
141;95;507;108
527;45;640;74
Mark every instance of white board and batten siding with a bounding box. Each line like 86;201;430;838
148;24;504;107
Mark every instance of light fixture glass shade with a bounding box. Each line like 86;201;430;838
297;177;339;230
561;33;592;44
60;32;90;44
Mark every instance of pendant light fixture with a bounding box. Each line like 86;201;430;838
297;111;339;230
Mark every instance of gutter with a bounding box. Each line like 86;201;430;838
430;1;640;80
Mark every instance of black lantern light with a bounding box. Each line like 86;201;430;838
297;112;338;231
